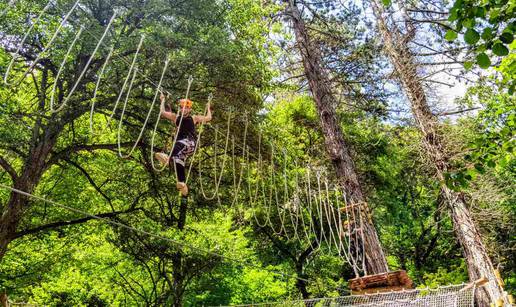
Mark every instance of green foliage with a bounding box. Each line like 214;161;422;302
1;0;515;305
447;0;515;74
419;262;469;288
446;86;515;191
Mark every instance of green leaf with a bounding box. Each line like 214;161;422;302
445;30;458;41
462;19;476;28
489;9;500;21
474;163;486;174
464;61;474;70
481;27;493;40
492;43;509;56
448;9;459;22
476;52;491;68
475;7;486;17
464;28;480;44
381;0;391;6
499;32;514;44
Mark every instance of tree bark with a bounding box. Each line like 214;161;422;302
287;0;389;276
0;140;56;260
371;2;508;305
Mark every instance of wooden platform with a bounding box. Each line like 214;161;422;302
349;270;413;295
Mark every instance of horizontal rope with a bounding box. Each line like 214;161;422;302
0;183;348;292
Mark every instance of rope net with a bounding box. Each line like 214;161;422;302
227;284;476;307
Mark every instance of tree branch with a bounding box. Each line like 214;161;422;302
47;142;139;166
65;158;115;211
437;107;480;116
13;207;142;239
0;156;18;181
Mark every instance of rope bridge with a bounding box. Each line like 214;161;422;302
0;1;506;306
224;281;486;307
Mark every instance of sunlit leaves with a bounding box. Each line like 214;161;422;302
445;30;458;41
476;52;491;68
492;43;509;56
446;0;515;70
464;28;480;44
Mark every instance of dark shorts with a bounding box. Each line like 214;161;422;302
172;139;196;166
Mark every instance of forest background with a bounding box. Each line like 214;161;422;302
0;0;514;305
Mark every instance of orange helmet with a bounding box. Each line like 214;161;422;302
179;98;193;108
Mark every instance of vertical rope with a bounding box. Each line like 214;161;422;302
50;10;118;113
105;34;145;134
48;25;84;111
90;45;115;134
3;0;52;85
198;111;232;200
230;113;249;208
184;94;212;184
150;75;193;172
118;58;170;158
15;0;81;86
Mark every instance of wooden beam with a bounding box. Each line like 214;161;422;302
349;270;413;294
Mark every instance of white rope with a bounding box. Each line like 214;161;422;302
294;162;318;251
278;150;292;240
89;45;115;133
48;25;85;110
116;58;170;158
102;34;145;138
50;10;118;113
14;0;81;86
198;111;232;200
3;0;52;85
304;168;322;252
314;172;329;249
268;144;287;235
116;67;141;150
249;132;270;228
230;114;249;208
286;157;302;245
323;179;339;253
150;75;193;172
184;94;212;184
264;144;285;235
198;123;218;197
0;183;335;291
333;187;359;275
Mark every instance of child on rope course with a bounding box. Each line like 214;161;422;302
155;92;212;196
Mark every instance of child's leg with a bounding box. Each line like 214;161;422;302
172;141;189;196
175;162;186;182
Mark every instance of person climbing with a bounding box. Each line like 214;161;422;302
155;92;212;196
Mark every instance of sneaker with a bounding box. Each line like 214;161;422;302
176;182;188;196
155;152;169;166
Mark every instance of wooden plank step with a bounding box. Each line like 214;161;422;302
349;270;413;294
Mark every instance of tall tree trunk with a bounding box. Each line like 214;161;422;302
169;198;188;306
287;0;389;276
371;2;508;305
0;141;56;260
0;68;54;262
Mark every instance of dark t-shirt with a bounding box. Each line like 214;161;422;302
175;115;196;140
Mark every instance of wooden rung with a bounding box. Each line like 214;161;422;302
349;270;413;294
